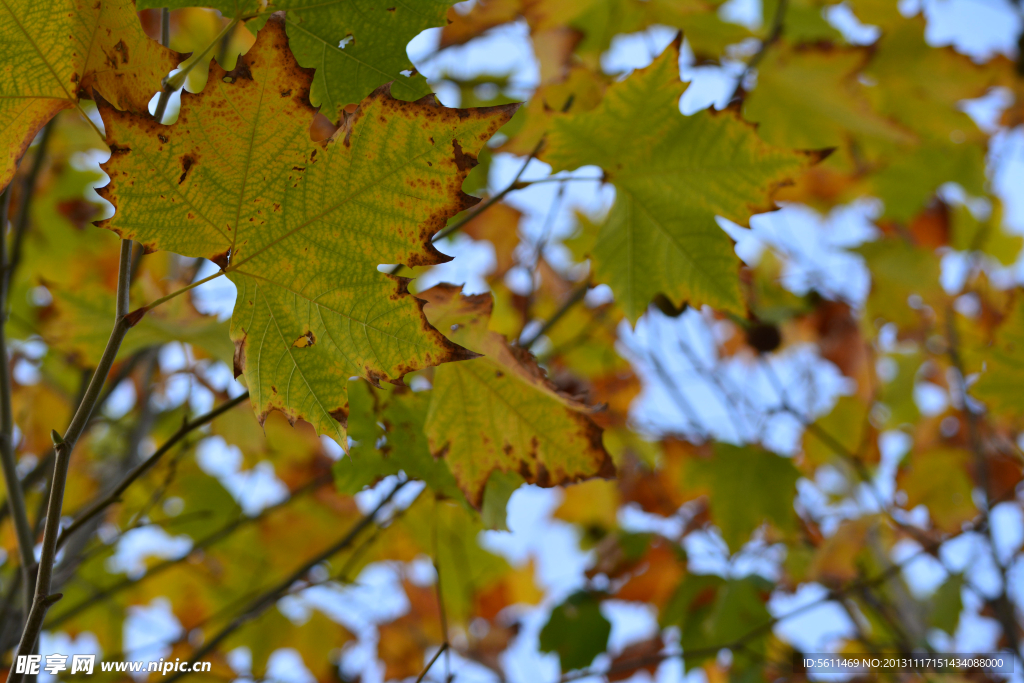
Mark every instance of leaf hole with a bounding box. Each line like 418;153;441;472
293;330;316;348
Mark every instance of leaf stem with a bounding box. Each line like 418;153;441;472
520;280;589;350
415;643;449;683
129;267;227;321
56;391;250;549
0;184;36;620
10;239;135;681
153;18;240;123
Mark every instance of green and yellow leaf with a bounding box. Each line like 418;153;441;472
97;18;516;442
0;0;178;189
419;283;614;506
546;40;817;322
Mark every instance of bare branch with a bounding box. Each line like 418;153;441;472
164;479;411;680
57;391;250;548
11;239;135;680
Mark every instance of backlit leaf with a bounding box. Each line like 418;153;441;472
420;283;614;506
539;591;611;671
973;296;1024;418
545;40;816;321
0;0;178;189
688;443;800;552
97;19;516;441
897;448;977;533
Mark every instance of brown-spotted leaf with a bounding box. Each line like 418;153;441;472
0;0;179;190
97;18;516;442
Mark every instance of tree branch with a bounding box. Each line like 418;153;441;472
728;0;787;104
415;643;449;683
10;239;135;681
7;120;54;291
520;280;589;351
45;471;334;630
0;183;36;621
56;391;250;549
559;515;987;683
164;479;410;680
945;309;1022;661
388;97;579;277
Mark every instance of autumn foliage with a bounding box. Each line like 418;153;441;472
0;0;1023;680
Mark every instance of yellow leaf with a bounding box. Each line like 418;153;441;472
743;44;915;156
897;448;977;533
0;0;178;189
554;478;620;531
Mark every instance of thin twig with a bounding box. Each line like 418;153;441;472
388;138;543;279
520;280;589;350
164;479;410;680
0;183;36;619
45;472;334;629
123;488;420;666
675;337;753;442
728;0;787;104
56;391;250;549
154;18;239;123
415;643;449;683
558;516;984;683
431;515;452;681
388;97;580;276
945;308;1022;660
7;119;54;295
646;353;707;441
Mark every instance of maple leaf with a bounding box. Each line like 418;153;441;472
897;448;977;533
396;497;518;621
418;283;614;507
801;395;879;469
545;39;819;322
142;0;453;122
341;379;463;499
865;17;1009;145
0;0;178;190
972;297;1024;419
97;18;516;441
540;591;611;671
742;44;915;156
688;443;800;553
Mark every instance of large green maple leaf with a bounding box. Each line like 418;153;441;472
98;17;515;441
545;40;818;323
0;0;178;191
140;0;452;123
